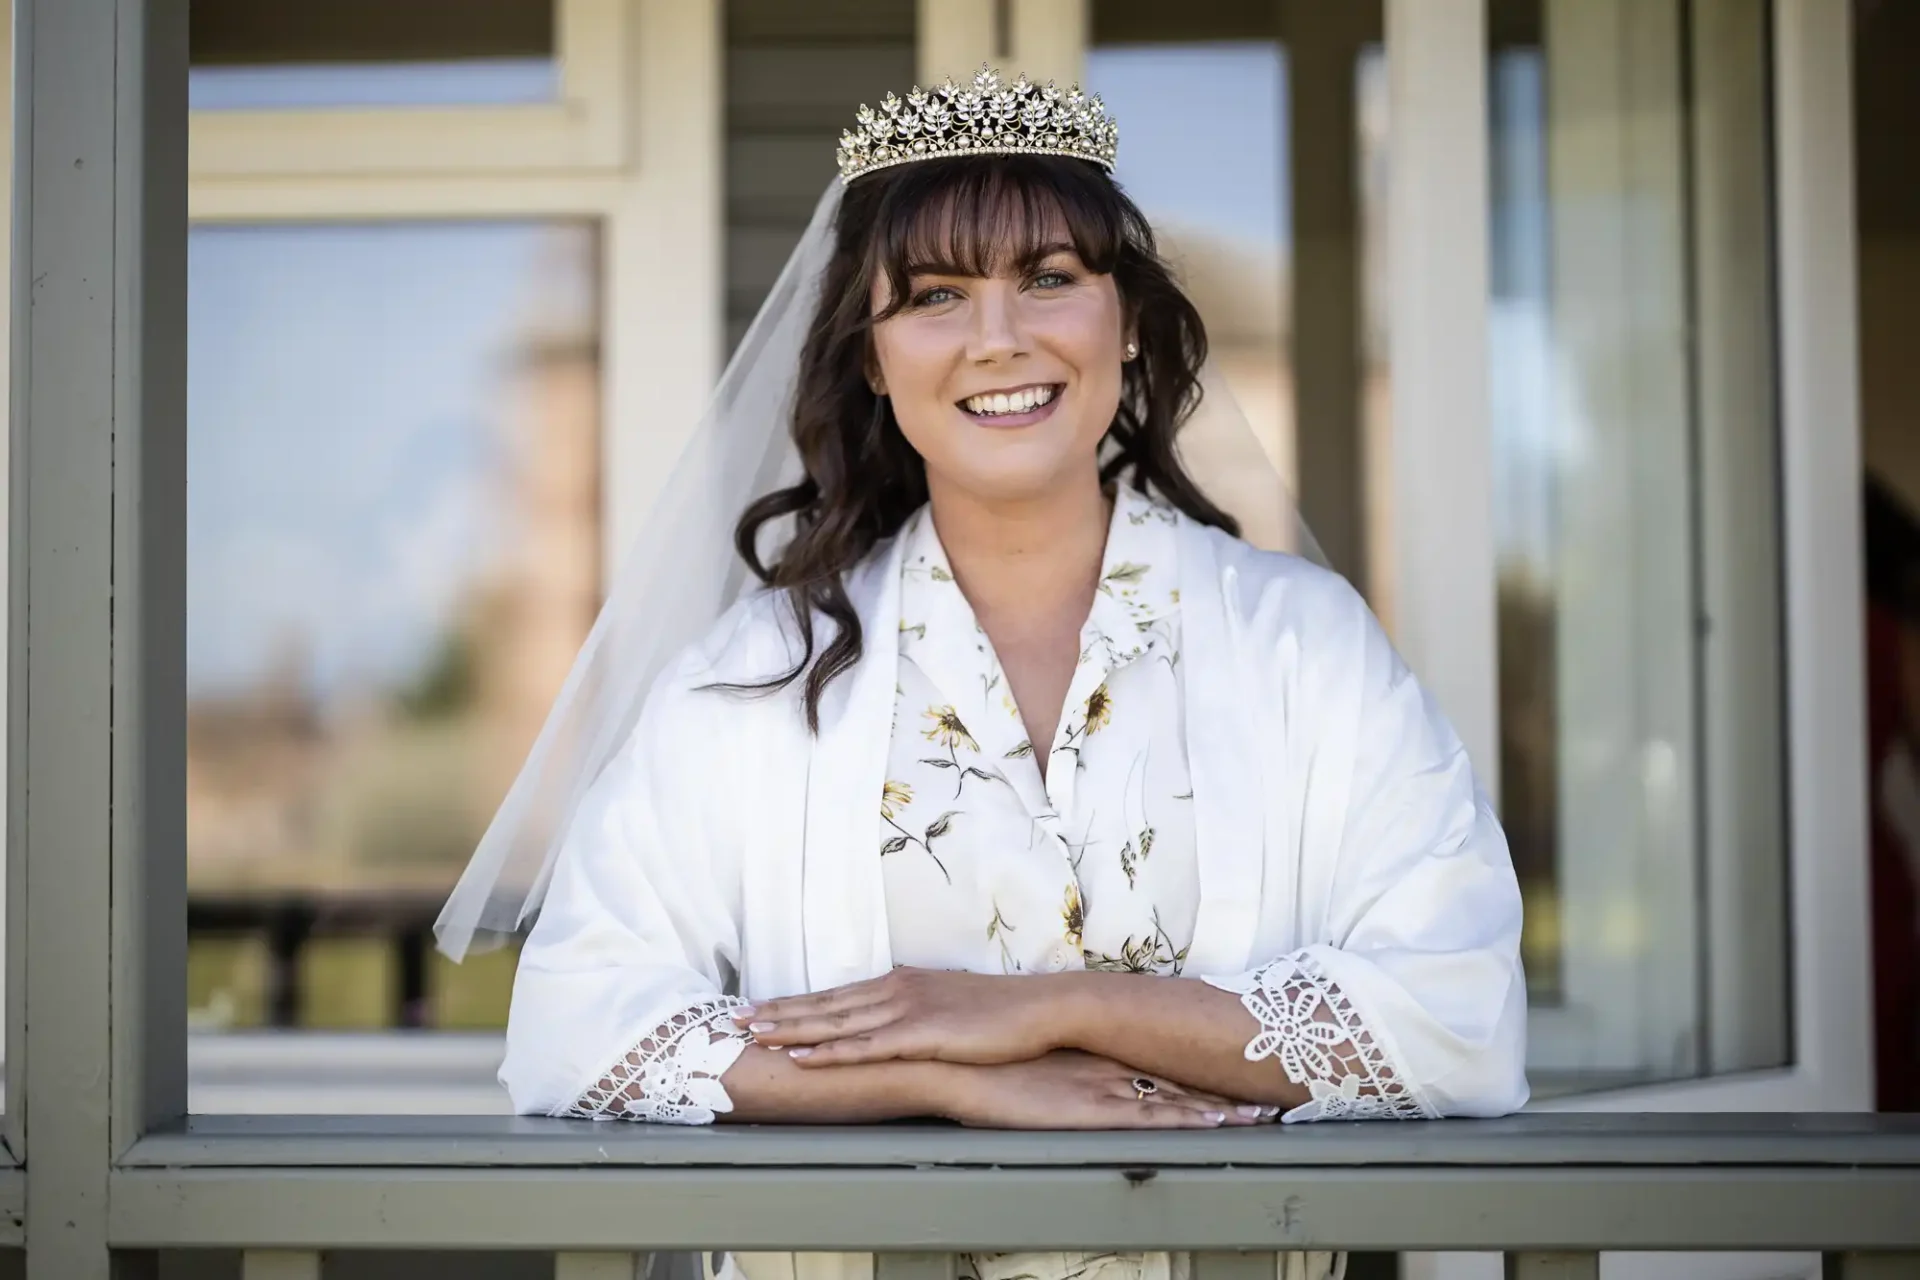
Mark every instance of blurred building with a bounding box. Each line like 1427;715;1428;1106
0;0;1908;1274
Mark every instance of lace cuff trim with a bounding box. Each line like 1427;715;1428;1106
1205;953;1430;1122
566;996;753;1125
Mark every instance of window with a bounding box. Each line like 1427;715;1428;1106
187;0;626;180
186;220;601;1109
190;0;558;111
1090;1;1385;585
1088;33;1294;547
1485;0;1788;1093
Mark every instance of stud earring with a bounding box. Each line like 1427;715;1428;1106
1124;342;1139;361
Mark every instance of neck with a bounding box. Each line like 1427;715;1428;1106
924;470;1112;628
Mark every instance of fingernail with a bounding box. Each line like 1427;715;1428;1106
1237;1105;1264;1118
1203;1111;1226;1124
748;1022;777;1034
1262;1106;1282;1118
732;1006;757;1020
788;1047;813;1059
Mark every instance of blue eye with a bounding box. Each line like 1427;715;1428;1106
911;286;959;308
1031;270;1073;290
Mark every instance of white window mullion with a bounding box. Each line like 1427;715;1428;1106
1691;0;1790;1081
1009;0;1088;89
1382;0;1500;799
601;0;723;570
1770;0;1873;1112
917;0;1086;89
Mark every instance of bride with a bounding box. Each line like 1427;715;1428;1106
441;56;1524;1172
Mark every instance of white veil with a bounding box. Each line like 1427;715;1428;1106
433;177;1323;961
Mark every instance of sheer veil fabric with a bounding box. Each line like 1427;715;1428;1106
433;178;1322;961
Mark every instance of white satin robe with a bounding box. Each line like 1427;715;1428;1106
504;508;1528;1126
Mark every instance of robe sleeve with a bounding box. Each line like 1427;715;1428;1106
498;651;755;1124
1206;571;1529;1122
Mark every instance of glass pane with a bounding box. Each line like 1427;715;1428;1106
1487;0;1787;1094
1355;44;1392;630
187;220;601;1110
1088;12;1294;549
1488;39;1562;1002
1091;2;1385;582
190;61;559;112
190;0;557;110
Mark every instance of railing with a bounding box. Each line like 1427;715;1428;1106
89;1112;1920;1278
187;892;448;1029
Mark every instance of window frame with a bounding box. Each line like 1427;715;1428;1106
183;0;717;1053
1507;0;1707;1082
188;0;629;178
187;0;723;571
4;0;724;1162
1534;0;1871;1114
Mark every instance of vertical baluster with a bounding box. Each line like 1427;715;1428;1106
557;1254;644;1280
1193;1252;1281;1280
241;1251;321;1280
1503;1254;1599;1280
875;1253;960;1280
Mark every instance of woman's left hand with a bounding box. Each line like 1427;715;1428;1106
733;967;1075;1067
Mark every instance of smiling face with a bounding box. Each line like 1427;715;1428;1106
868;208;1132;507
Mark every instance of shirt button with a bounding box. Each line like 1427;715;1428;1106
1044;943;1073;973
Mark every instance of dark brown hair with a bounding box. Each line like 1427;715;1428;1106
731;154;1236;729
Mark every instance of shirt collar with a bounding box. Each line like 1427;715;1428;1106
896;506;968;658
1088;483;1182;640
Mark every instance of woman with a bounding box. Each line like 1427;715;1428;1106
449;65;1525;1277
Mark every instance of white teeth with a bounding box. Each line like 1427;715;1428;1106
965;386;1057;416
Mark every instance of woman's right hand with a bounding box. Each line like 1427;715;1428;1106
935;1051;1277;1129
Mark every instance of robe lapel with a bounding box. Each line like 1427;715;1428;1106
801;536;907;990
1175;522;1266;975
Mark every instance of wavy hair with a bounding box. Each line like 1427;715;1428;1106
730;155;1237;730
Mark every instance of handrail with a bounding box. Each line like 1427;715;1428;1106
109;1113;1920;1256
120;1110;1920;1167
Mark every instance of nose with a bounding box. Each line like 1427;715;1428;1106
965;281;1028;366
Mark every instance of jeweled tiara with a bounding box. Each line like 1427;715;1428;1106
836;65;1119;185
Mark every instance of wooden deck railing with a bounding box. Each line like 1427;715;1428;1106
80;1111;1920;1278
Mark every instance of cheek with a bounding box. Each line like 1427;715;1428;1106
1048;306;1125;428
872;326;964;460
872;326;947;407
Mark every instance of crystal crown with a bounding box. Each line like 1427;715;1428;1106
836;66;1119;184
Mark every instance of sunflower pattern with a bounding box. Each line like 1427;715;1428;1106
880;485;1199;979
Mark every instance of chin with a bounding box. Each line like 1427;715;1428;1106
908;408;1108;505
939;456;1096;506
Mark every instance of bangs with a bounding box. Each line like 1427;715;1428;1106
864;157;1136;309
